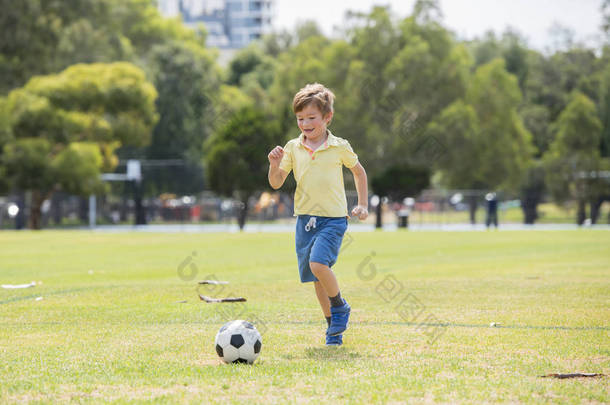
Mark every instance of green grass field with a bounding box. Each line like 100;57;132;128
1;230;608;404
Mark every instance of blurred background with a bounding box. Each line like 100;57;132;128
0;0;608;230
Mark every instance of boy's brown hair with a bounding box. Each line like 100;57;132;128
292;83;335;116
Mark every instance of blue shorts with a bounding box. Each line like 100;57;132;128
295;215;348;283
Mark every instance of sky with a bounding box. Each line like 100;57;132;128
274;0;605;51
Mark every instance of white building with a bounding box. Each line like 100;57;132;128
157;0;275;49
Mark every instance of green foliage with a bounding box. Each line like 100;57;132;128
2;138;55;192
205;106;282;199
412;0;443;24
260;31;295;57
429;59;533;192
520;104;552;157
427;100;481;189
466;59;533;191
371;164;430;200
0;97;10;148
267;6;472;177
213;85;255;127
144;40;220;194
294;21;324;43
7;63;158;148
469;30;529;90
386;18;470;121
52;142;106;195
226;44;277;110
2;138;106;219
4;0;610;224
544;92;603;204
1;62;157;228
552;92;602;154
529;49;599;120
227;44;275;88
0;0;204;94
0;0;221;197
599;56;610;157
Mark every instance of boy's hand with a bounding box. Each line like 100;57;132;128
351;205;368;220
268;146;284;167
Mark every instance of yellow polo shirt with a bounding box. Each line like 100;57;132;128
279;131;358;217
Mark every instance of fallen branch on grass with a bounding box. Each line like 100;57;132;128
198;280;229;285
540;373;604;379
199;294;246;303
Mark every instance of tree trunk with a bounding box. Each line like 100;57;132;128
576;199;586;225
28;190;49;230
237;198;248;231
590;197;604;225
375;202;382;229
468;195;477;225
521;203;538;224
134;181;146;225
521;189;540;225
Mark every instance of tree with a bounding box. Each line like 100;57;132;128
0;0;205;94
338;5;471;179
143;40;220;195
599;53;610;157
544;92;603;224
429;59;533;223
520;104;552;157
469;30;529;92
261;30;294;58
294;21;325;44
427;101;483;222
466;59;533;190
371;164;430;228
227;44;275;89
1;62;158;229
205;106;282;230
226;43;277;110
519;162;545;224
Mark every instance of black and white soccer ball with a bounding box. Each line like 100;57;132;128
215;320;262;364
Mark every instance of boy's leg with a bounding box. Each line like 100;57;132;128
313;281;331;318
310;261;350;337
310;262;339;297
314;278;342;346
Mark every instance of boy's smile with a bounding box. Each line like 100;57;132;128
296;104;333;144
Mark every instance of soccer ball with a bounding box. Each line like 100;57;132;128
215;320;262;364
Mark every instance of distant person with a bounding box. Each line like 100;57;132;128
485;192;498;228
267;83;369;346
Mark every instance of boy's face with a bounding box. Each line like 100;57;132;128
296;103;332;142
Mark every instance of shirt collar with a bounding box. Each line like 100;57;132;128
299;130;340;149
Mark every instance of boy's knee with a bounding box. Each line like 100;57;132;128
309;261;328;275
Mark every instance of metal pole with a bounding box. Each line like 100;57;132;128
89;194;96;228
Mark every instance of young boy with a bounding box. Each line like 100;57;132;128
267;83;369;346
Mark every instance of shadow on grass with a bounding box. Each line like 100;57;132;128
304;346;361;361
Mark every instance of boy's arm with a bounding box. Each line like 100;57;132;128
268;146;289;189
349;162;369;220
